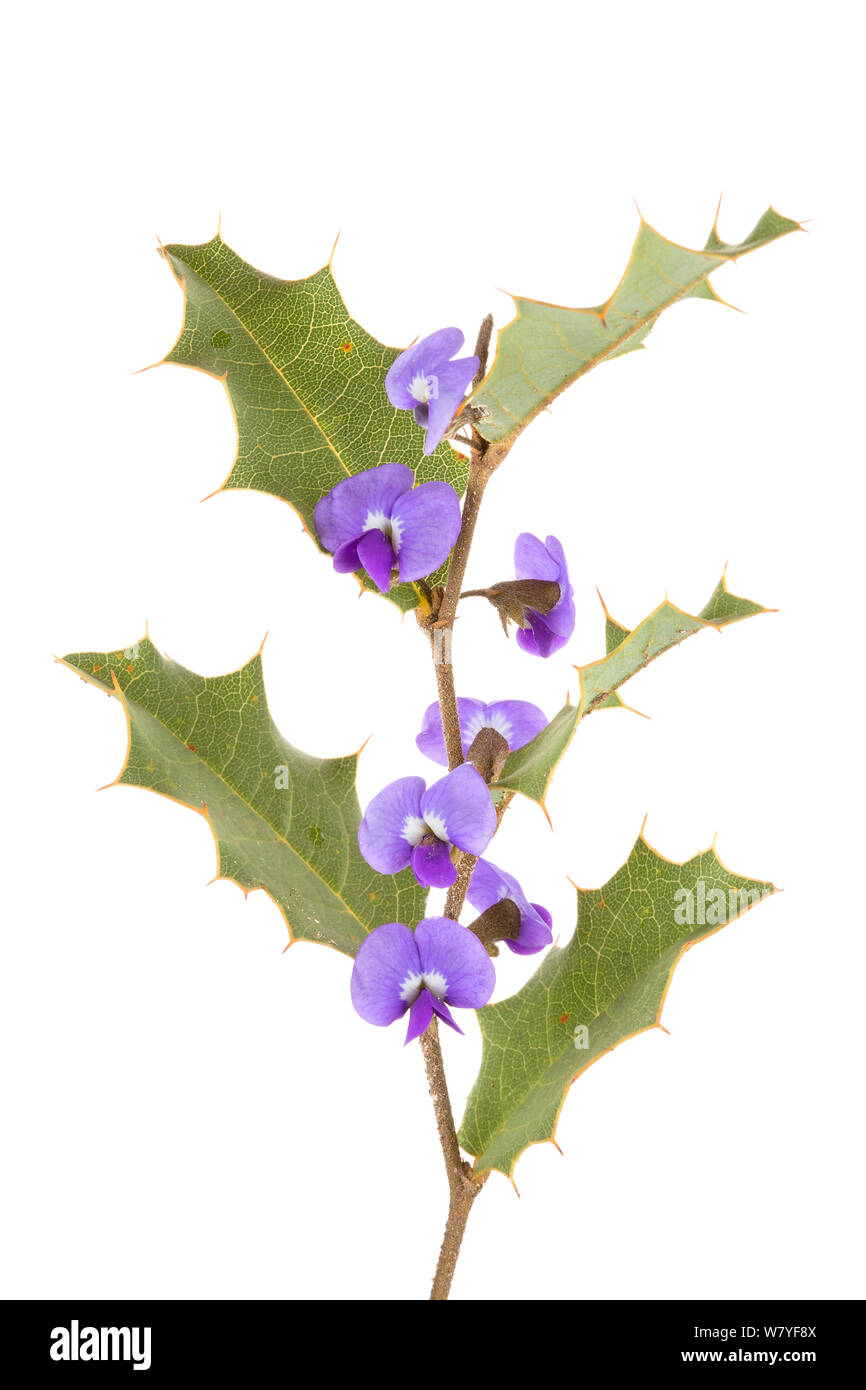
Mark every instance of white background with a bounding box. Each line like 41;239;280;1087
2;0;863;1302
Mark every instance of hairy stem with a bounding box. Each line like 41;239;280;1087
445;851;477;920
417;403;513;1300
419;1020;489;1301
430;450;497;770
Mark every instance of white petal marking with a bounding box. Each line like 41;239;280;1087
462;712;485;744
389;511;404;553
408;370;433;404
400;815;427;846
487;709;514;743
423;970;448;1000
424;811;448;843
399;971;423;1004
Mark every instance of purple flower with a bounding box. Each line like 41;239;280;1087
314;462;461;593
466;859;553;956
385;328;478;455
358;764;496;890
514;533;575;658
351;917;496;1044
416;697;548;767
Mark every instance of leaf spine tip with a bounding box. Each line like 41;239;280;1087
595;585;612;617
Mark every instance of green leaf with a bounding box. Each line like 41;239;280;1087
59;636;425;954
471;206;801;452
495;572;770;806
458;832;775;1178
160;234;469;610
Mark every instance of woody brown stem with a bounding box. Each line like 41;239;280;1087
417;357;515;1300
419;1020;489;1301
429;451;499;769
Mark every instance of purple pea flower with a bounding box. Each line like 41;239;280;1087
416;697;548;767
314;462;461;594
467;858;554;956
351;917;496;1044
385;328;479;455
514;533;575;658
358;764;496;890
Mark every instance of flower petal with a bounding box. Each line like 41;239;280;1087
357;527;397;593
539;536;574;635
483;700;548;751
313;463;413;554
464;856;508;914
350;922;420;1027
415;698;487;765
544;591;576;637
405;987;434;1044
411;838;457;889
392;481;462;581
515;623;541;657
516;610;568;658
384;328;467;409
514;531;561;583
415;701;449;765
466;860;554;957
415;917;496;1009
420;763;496;856
513;533;575;654
540;534;568;581
358;776;425;874
505;902;554;956
422;357;478;454
332;538;361;573
430;996;464;1035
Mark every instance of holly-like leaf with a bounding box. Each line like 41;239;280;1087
159;234;469;610
471;207;801;454
495;572;769;806
458;833;775;1178
59;636;425;954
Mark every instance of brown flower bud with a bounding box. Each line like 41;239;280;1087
461;579;561;636
465;726;510;784
470;898;522;955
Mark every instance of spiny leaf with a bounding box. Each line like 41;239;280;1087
60;636;425;954
495;572;769;805
471;206;801;453
458;833;775;1178
160;234;469;610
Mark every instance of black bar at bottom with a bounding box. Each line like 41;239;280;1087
0;1298;857;1375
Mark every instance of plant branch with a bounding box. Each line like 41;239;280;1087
419;1020;489;1300
415;345;515;1299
